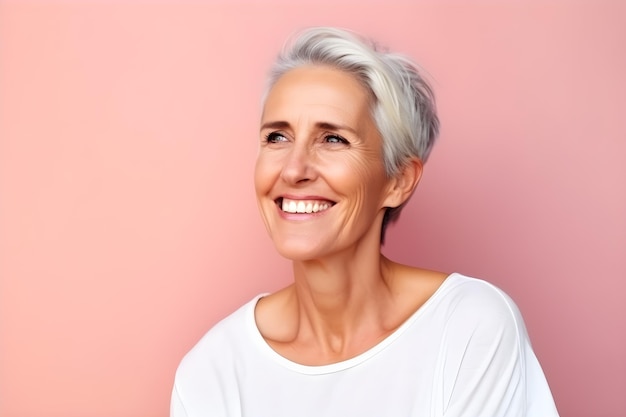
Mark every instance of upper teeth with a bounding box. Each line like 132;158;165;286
281;198;332;214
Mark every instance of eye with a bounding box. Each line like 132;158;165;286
265;132;288;143
324;134;349;145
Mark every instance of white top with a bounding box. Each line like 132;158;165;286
171;274;559;417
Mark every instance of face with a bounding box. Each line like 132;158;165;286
255;66;398;261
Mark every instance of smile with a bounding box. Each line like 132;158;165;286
277;197;335;214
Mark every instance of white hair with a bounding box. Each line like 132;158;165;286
263;27;440;240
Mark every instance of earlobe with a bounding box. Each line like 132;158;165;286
384;157;423;208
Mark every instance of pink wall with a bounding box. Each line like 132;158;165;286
1;1;624;416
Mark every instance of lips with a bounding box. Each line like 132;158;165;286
277;197;335;214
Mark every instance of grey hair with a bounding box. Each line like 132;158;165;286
264;27;440;242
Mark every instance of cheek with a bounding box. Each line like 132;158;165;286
323;151;388;202
344;150;387;185
254;155;273;195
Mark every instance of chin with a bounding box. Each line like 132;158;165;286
272;239;331;262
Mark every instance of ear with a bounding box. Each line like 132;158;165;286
383;157;423;208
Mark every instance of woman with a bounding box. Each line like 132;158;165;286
171;27;559;416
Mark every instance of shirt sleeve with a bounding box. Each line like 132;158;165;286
432;281;559;417
169;316;245;417
170;384;188;417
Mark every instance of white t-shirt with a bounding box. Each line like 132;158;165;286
171;274;559;417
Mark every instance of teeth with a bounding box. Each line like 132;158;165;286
280;198;332;214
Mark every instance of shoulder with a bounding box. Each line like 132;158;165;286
391;263;523;328
171;298;254;417
438;274;522;315
426;275;559;416
172;295;266;416
175;295;262;380
432;273;530;350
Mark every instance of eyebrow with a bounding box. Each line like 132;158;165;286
260;121;290;131
260;120;358;135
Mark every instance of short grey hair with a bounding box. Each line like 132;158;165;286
264;27;440;241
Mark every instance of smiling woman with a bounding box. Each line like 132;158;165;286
170;27;560;417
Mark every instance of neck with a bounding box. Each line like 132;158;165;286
289;247;397;358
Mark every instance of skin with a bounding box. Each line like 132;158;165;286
254;65;447;365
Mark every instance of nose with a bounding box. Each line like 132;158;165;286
280;143;317;185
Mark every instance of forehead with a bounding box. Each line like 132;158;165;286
262;66;372;123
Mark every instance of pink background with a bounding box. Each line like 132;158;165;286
1;1;624;416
